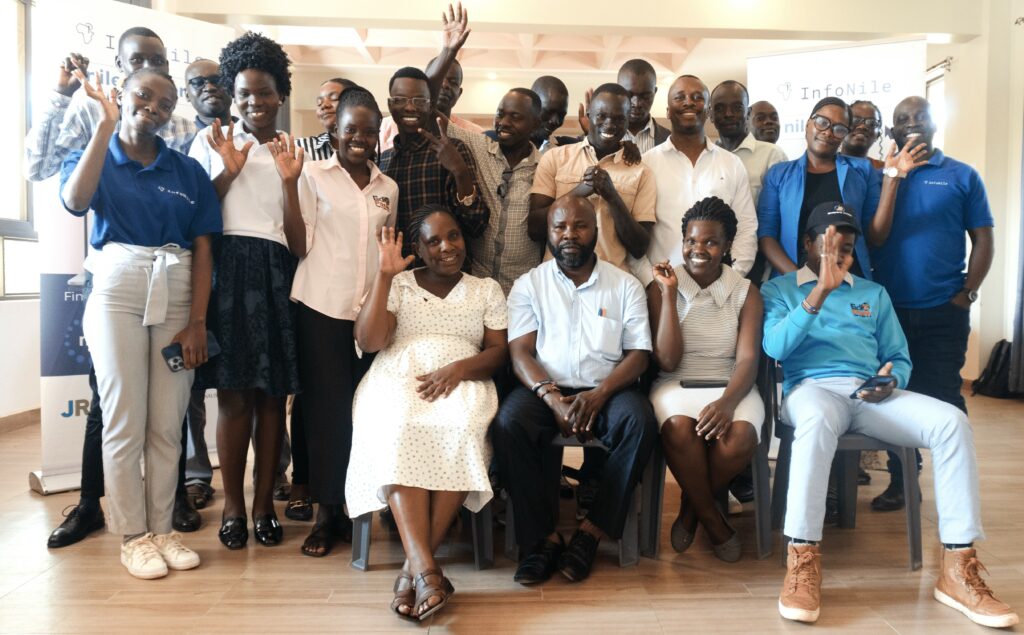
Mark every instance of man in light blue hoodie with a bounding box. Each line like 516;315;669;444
761;202;1016;629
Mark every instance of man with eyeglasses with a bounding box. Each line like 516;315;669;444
377;64;487;260
184;59;235;136
749;100;782;144
840;100;885;169
757;96;927;280
867;96;995;514
25;26;198;181
424;9;543;295
617;59;670;154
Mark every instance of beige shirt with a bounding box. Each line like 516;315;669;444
530;138;657;273
290;158;399;320
718;133;788;205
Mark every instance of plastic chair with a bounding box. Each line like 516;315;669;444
765;359;923;571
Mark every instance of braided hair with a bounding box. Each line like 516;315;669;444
218;32;292;98
407;204;460;246
121;67;176;93
680;196;739;266
336;86;384;161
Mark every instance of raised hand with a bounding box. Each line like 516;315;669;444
419;118;469;176
577;87;594;135
440;2;471;50
267;132;304;183
57;53;90;97
652;260;678;295
815;225;848;293
207;119;254;179
377;226;415;277
74;70;118;123
885;141;929;177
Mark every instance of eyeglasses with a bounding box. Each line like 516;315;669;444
851;116;881;130
387;97;431;109
187;75;220;90
810;114;850;139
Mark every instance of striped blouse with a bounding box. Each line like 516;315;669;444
654;264;750;386
296;132;335;161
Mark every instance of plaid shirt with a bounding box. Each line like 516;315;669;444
378;132;489;258
447;125;543;295
25;91;197;181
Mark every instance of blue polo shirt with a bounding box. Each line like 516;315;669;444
869;150;993;309
757;152;881;279
60;135;222;250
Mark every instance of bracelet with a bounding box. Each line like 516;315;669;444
801;299;820;315
531;379;555;395
456;184;477;207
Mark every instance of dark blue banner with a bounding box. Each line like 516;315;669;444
39;273;91;377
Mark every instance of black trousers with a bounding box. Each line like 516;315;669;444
289;394;309;486
296;303;369;507
492;386;657;548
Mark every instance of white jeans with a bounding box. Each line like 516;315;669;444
782;376;983;544
83;243;193;535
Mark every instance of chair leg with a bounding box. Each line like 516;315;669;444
837;451;858;529
502;490;519;562
351;512;372;571
752;449;772;560
770;434;791;530
471;502;494;570
900;447;923;571
619;484;640;567
639;444;665;559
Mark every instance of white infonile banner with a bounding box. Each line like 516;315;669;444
30;0;234;494
747;39;926;161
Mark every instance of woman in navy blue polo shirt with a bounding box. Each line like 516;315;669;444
188;32;302;551
60;68;222;580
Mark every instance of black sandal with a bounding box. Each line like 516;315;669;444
301;521;339;557
219;516;248;550
285;497;313;522
413;568;452;621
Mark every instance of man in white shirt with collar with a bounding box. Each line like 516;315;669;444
711;80;787;205
617;59;670;154
495;194;657;586
644;75;757;278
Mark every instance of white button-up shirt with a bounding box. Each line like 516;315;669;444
290;159;399;320
643;139;758;277
508;258;651;388
718;133;788;205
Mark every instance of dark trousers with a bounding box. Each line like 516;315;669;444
296;303;367;507
289;394;309;486
887;302;971;483
492;386;658;548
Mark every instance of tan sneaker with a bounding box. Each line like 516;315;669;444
778;543;822;623
120;533;168;580
152;532;201;571
933;547;1019;628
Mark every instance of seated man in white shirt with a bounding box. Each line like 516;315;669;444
493;194;658;585
644;75;757;280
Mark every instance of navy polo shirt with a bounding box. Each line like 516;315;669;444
869;150;993;309
60;135;222;250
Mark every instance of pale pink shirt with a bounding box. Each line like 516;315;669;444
378;114;484;152
290;158;399;320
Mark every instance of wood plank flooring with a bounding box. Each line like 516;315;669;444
0;392;1022;633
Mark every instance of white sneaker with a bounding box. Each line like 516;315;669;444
121;533;168;579
152;531;201;570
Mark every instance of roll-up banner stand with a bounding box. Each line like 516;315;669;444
747;39;926;161
30;0;234;494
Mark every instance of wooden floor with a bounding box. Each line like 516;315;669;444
1;393;1023;634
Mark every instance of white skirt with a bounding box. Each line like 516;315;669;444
650;381;764;441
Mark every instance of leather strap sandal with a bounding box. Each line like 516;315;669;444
413;568;451;621
391;572;417;621
300;521;339;558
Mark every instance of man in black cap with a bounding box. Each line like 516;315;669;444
760;202;1016;629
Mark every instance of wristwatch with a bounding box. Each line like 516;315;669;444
962;287;979;303
883;166;906;179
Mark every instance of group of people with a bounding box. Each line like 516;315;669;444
24;3;1017;629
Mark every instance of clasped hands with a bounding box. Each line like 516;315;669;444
545;386;609;443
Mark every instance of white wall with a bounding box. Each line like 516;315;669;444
0;300;41;418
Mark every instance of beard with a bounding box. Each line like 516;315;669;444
549;237;597;269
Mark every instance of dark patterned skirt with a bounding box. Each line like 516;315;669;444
196;235;301;397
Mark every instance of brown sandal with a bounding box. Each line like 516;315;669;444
391;572;417;621
413;568;452;621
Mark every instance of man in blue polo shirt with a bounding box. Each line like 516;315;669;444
762;203;1016;628
867;96;995;512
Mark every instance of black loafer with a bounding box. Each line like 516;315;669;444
513;534;565;585
254;514;283;546
47;504;105;549
558;530;600;583
219;516;249;550
871;481;905;512
285;497;313;522
172;495;202;532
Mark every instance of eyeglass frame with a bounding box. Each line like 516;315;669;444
186;75;221;90
809;113;851;139
387;96;432;110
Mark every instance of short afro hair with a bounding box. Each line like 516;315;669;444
118;27;163;54
591;82;630;101
508;88;542;117
389;66;430;93
122;67;177;95
218;32;292;99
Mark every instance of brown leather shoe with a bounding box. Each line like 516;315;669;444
778;543;822;623
933;547;1019;628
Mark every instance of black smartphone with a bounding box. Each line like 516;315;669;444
679;380;729;389
161;331;221;372
849;375;896;399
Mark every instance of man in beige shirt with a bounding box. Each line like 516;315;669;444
528;83;657;273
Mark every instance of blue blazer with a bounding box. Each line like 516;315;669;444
756;152;881;279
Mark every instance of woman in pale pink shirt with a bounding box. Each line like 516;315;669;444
274;87;399;557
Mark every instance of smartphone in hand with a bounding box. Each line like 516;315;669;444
849;375;896;399
161;331;221;372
